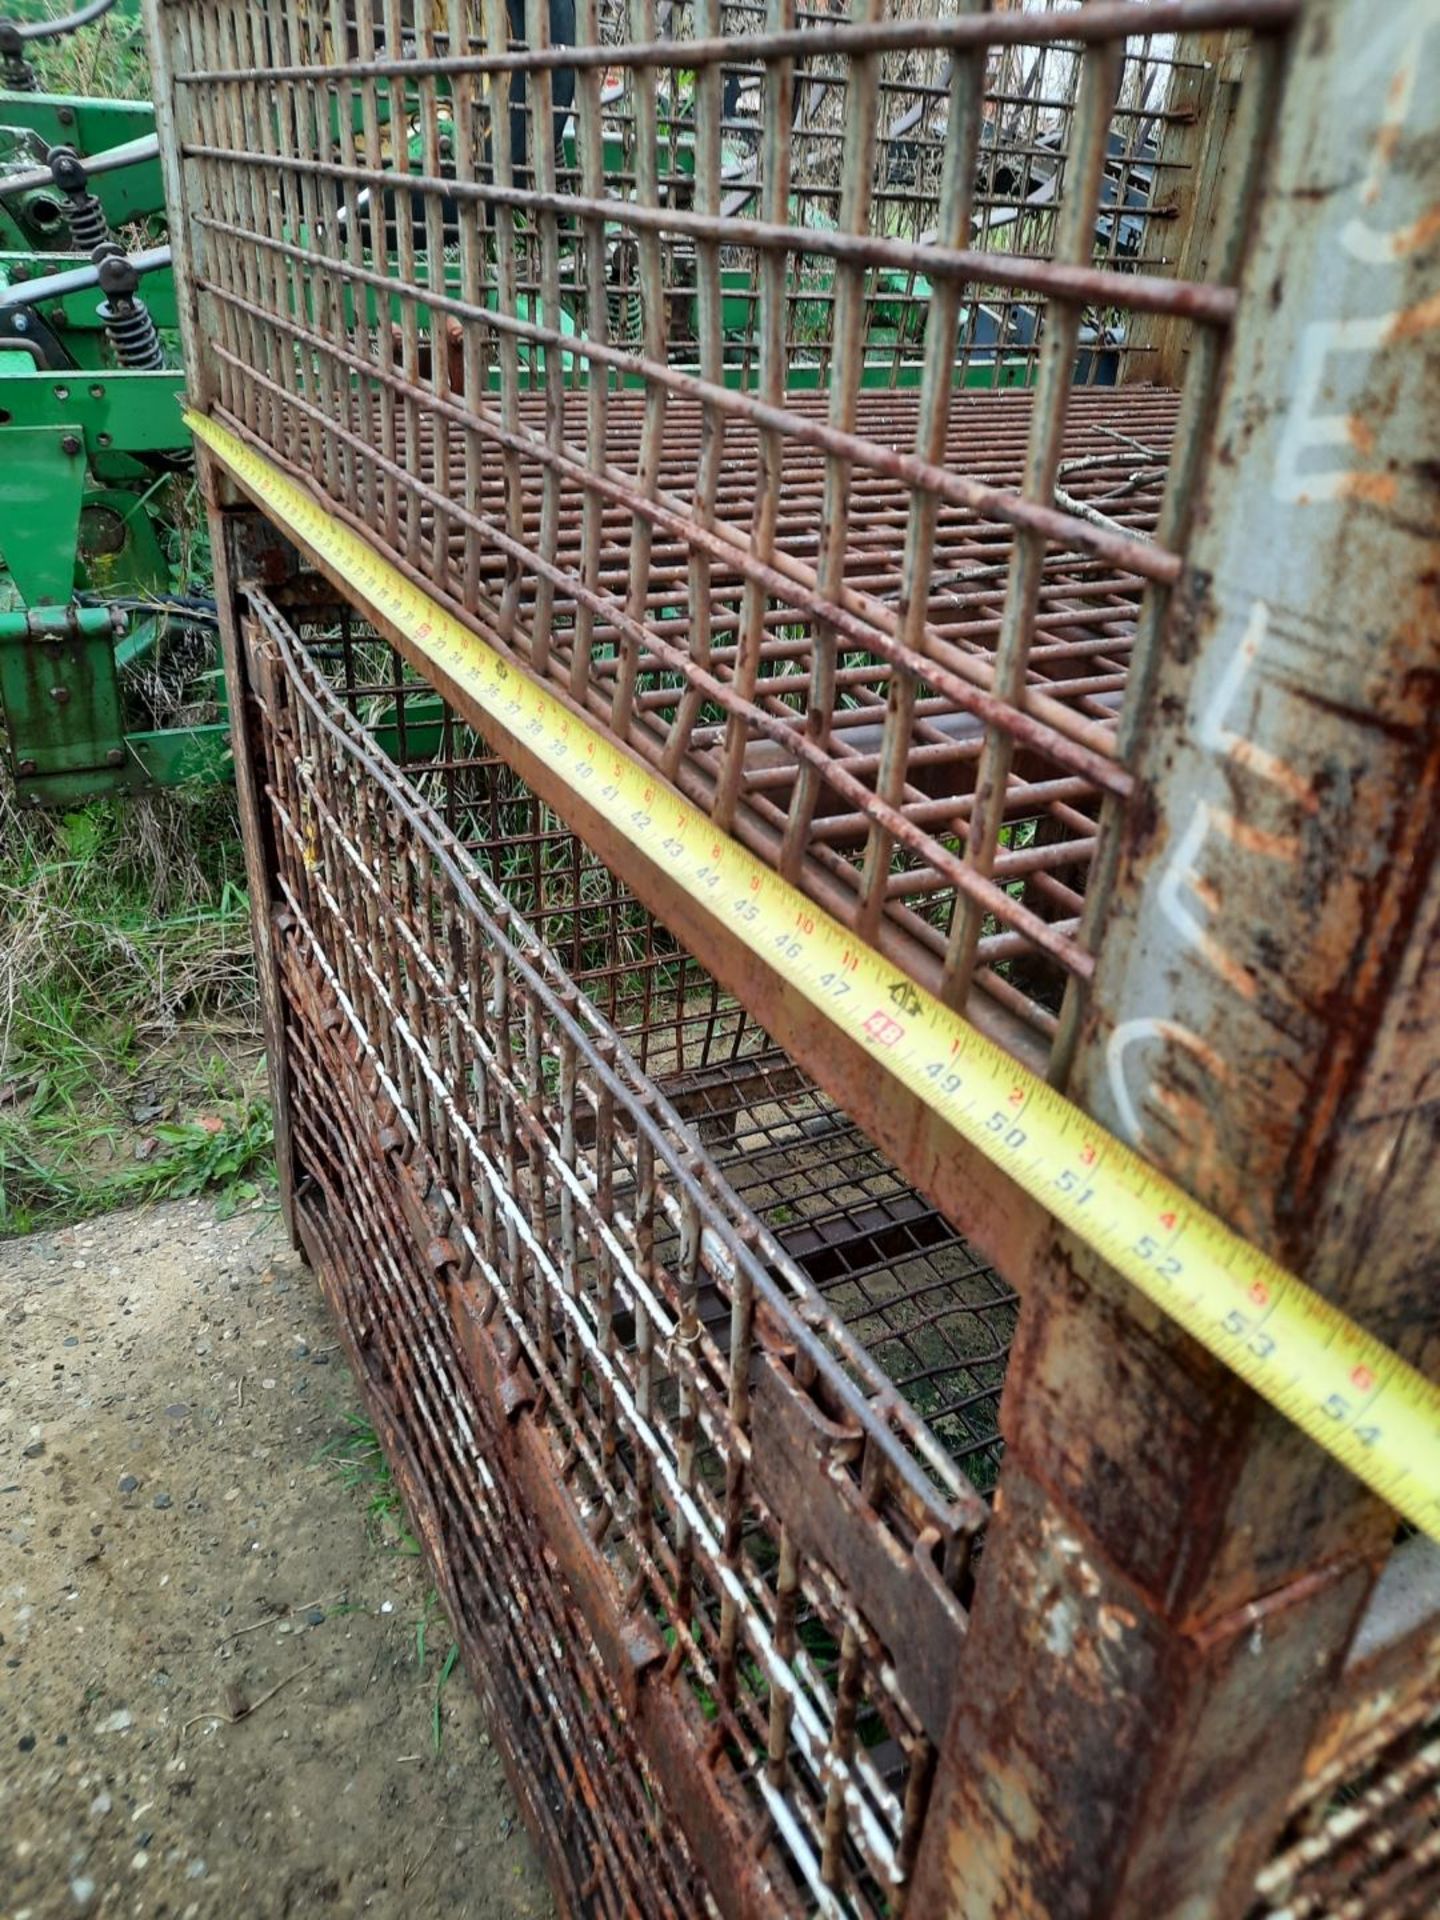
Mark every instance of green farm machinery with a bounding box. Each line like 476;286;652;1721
0;0;228;806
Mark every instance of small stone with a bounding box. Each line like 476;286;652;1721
186;1860;207;1880
293;1340;309;1357
63;1336;78;1348
165;1403;189;1420
90;1792;112;1817
98;1709;133;1734
17;1732;35;1751
22;1440;44;1459
70;1877;96;1908
118;1473;140;1494
304;1607;325;1627
55;1732;67;1746
152;1493;173;1511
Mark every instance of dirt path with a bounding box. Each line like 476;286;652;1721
0;1199;553;1920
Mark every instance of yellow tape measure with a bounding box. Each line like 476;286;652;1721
191;409;1440;1542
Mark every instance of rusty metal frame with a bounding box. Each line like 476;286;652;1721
148;0;1440;1914
235;579;1030;1915
906;5;1440;1915
152;0;1297;1088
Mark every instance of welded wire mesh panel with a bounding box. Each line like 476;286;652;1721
247;584;1021;1915
1249;1690;1440;1920
312;600;1020;1483
163;0;1299;1073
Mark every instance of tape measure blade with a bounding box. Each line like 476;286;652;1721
187;410;1440;1545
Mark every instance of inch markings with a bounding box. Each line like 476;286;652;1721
190;409;1440;1542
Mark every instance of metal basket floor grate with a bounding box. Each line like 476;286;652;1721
218;382;1178;1072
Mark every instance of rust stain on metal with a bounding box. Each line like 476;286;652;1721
147;0;1440;1912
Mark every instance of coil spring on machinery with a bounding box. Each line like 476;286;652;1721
67;193;111;251
47;148;114;253
95;249;165;370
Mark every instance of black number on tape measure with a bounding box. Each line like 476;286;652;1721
1137;1235;1183;1279
986;1113;1027;1151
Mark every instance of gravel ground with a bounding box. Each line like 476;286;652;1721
0;1199;553;1920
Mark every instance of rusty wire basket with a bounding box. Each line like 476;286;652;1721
238;583;1440;1919
149;0;1440;1911
159;0;1296;1076
245;583;1017;1914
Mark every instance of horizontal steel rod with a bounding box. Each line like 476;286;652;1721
194;214;1180;588
184;142;1237;330
177;0;1300;83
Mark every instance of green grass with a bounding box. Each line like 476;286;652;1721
0;773;270;1234
24;10;151;99
317;1408;420;1556
322;1413;463;1749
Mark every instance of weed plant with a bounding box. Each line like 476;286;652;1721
0;769;269;1233
25;11;151;98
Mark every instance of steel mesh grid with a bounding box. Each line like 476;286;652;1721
1248;1690;1440;1920
248;583;1026;1914
163;0;1296;1076
306;603;1018;1480
278;1022;714;1917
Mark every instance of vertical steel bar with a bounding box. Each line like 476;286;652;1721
842;10;988;920
712;0;795;832
609;0;670;732
936;33;1123;1005
524;0;565;672
661;0;728;780
776;0;884;883
487;0;527;645
566;0;612;705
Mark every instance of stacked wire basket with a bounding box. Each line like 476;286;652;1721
146;0;1440;1913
